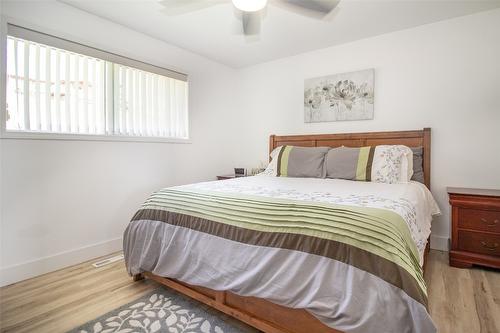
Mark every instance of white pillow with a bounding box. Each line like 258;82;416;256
258;146;281;176
371;145;413;184
257;146;281;176
401;148;414;183
270;146;283;159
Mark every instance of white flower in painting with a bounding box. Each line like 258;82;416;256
331;80;357;110
304;88;322;109
356;82;374;104
319;81;334;95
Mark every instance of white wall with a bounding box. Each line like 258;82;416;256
234;8;500;250
0;1;243;286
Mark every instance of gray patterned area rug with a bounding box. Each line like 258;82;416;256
68;287;255;333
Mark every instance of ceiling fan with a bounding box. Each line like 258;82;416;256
157;0;340;35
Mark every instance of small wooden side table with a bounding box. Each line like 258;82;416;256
448;187;500;269
217;175;248;180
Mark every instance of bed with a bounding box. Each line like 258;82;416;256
124;128;439;333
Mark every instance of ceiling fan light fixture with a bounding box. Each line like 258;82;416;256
231;0;268;12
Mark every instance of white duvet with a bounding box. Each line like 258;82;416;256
182;175;441;265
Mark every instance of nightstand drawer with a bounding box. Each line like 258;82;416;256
458;230;500;256
458;208;500;233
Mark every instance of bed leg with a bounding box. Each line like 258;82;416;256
133;273;144;281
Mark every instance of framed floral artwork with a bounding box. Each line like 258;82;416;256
304;69;374;122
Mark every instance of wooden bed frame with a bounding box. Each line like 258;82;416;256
134;128;432;333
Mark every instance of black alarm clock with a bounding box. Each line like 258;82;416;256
234;168;246;177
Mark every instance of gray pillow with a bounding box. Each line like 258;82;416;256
411;147;424;183
275;146;329;178
325;146;375;181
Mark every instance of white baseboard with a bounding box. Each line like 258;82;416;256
430;235;449;252
0;237;122;287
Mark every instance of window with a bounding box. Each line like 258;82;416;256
5;25;189;140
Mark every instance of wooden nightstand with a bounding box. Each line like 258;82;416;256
217;175;236;180
217;175;249;180
448;187;500;269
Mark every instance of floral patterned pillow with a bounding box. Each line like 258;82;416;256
258;146;283;176
371;145;413;184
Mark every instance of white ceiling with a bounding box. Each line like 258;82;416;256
62;0;500;68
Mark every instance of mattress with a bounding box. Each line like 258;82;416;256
124;175;440;333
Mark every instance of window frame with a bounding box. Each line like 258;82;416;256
0;19;191;144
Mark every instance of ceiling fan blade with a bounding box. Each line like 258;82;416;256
277;0;339;17
158;0;223;16
242;11;262;35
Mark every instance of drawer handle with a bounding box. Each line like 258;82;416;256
480;218;499;227
480;241;499;251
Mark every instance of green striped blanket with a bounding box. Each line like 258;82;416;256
132;187;427;306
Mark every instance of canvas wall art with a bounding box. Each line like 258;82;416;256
304;69;374;122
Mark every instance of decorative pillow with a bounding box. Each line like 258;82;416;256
325;145;413;184
325;146;376;181
265;146;329;178
270;146;282;159
411;147;425;183
372;145;413;183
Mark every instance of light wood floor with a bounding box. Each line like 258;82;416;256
0;250;499;333
425;251;500;333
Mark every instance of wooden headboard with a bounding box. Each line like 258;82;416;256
269;128;431;189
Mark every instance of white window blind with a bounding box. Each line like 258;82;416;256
5;25;189;140
6;37;106;134
113;64;188;138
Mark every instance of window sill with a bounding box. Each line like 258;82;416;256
0;131;192;144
